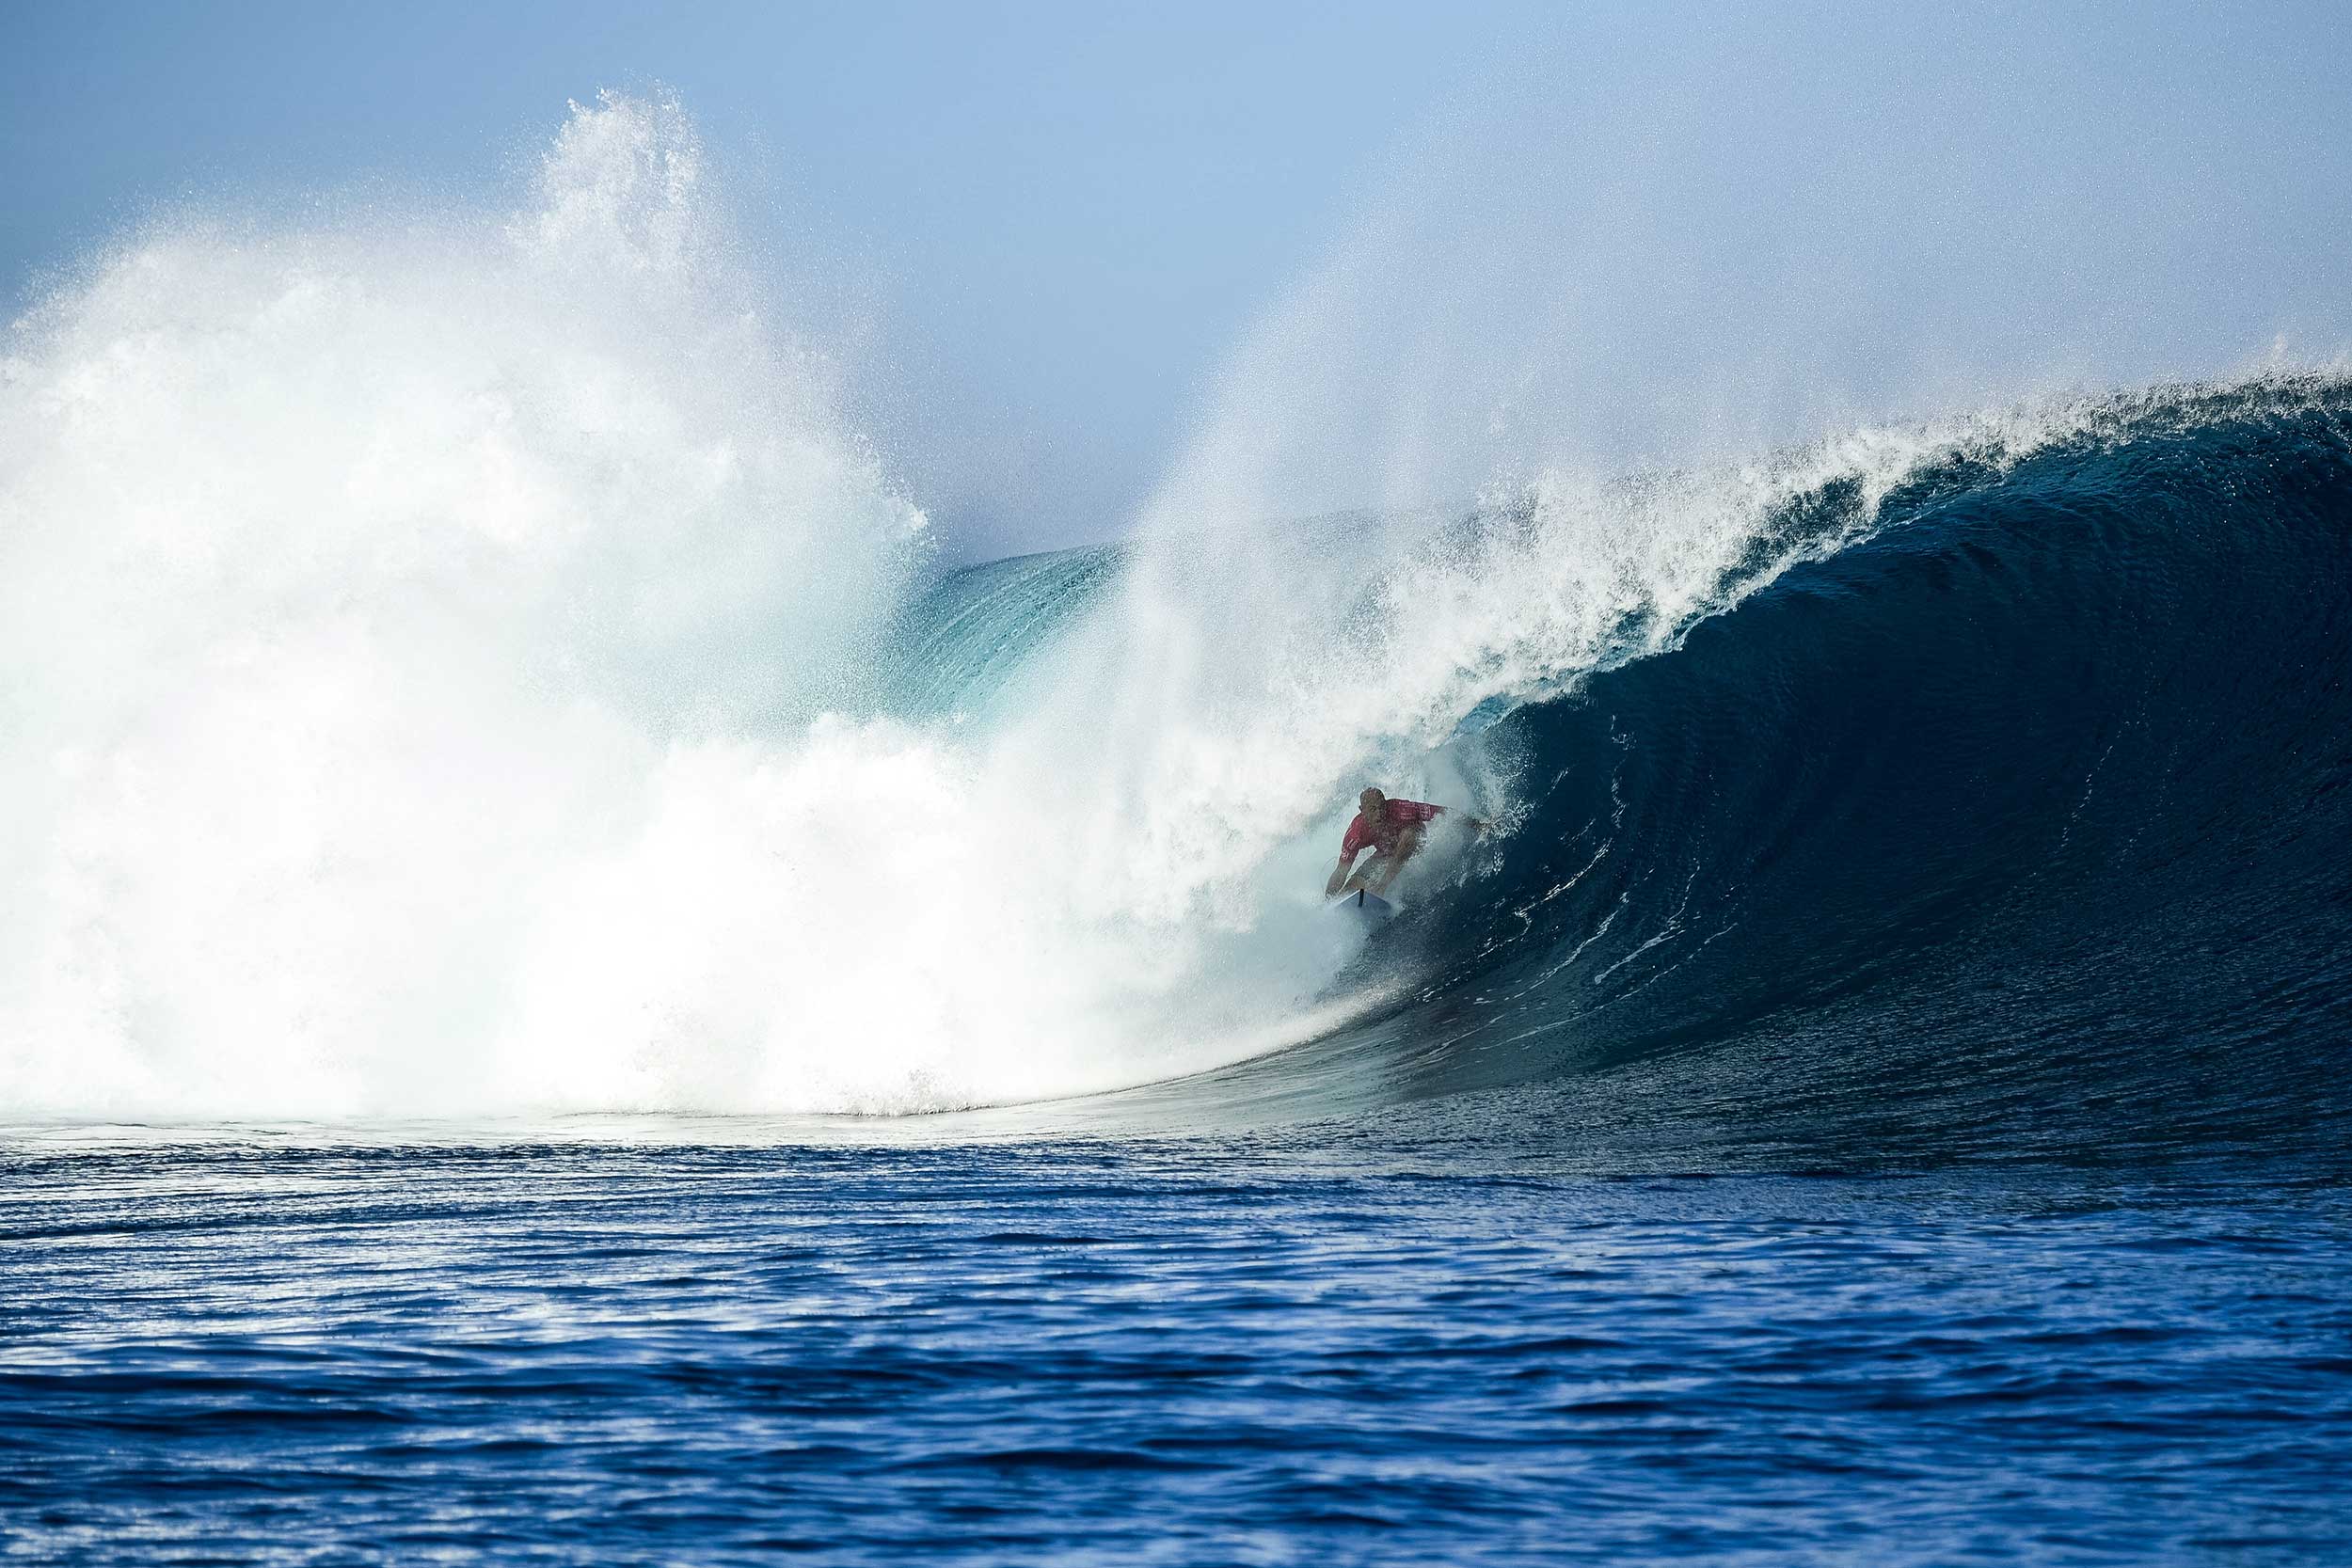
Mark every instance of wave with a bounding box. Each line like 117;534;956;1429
5;94;2348;1146
1182;377;2352;1161
862;377;2352;1164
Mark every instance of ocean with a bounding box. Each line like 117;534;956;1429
4;95;2349;1563
8;1137;2349;1562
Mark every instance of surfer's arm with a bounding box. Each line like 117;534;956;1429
1433;803;1491;836
1420;801;1490;835
1325;851;1359;897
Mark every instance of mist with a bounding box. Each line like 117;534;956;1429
1142;0;2352;536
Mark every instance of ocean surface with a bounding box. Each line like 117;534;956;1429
6;98;2352;1563
6;1138;2349;1563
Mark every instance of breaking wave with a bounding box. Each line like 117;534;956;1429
6;96;2349;1157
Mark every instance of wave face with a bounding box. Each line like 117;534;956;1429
1228;380;2352;1161
5;95;2349;1142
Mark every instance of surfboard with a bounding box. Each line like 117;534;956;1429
1338;888;1396;923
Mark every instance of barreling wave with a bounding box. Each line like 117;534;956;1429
1170;376;2352;1163
849;375;2352;1163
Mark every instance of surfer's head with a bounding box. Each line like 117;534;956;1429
1359;787;1385;816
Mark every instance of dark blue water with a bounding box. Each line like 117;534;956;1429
10;378;2352;1561
6;1134;2349;1564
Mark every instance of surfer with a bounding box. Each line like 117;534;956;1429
1325;787;1483;898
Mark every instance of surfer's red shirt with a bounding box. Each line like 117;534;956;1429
1342;799;1443;857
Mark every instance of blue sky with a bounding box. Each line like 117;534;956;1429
7;1;2349;555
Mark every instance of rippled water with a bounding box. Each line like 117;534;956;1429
7;1132;2347;1564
